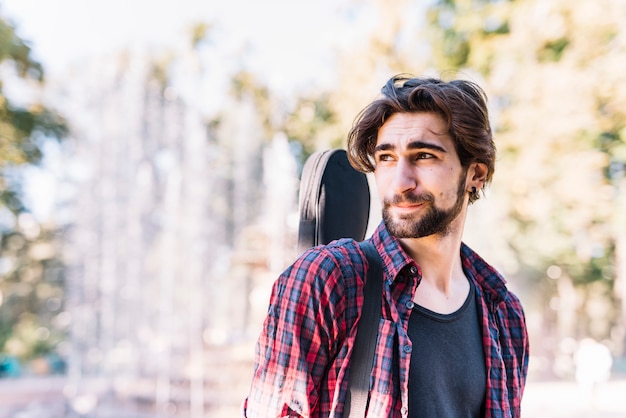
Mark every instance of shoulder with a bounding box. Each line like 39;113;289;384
496;289;527;343
273;239;367;303
502;289;525;315
461;244;528;327
499;289;528;334
286;238;365;275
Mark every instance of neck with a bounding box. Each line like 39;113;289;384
399;213;467;296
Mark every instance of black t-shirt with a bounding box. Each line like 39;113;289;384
407;279;486;418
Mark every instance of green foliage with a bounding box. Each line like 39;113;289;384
442;30;470;68
0;188;24;214
0;104;68;167
0;220;66;363
425;0;513;74
537;37;570;62
283;94;342;165
0;16;67;169
0;14;68;371
0;18;43;81
190;22;213;49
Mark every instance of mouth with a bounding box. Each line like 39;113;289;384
393;202;423;209
385;193;433;217
388;201;426;216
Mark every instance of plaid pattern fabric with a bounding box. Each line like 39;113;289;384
243;222;529;417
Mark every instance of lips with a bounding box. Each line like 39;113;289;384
393;202;424;210
386;199;428;217
385;194;432;217
388;194;432;206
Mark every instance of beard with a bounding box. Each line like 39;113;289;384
382;172;467;239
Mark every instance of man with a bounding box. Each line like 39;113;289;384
243;75;529;417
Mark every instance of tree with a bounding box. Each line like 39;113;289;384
0;15;68;372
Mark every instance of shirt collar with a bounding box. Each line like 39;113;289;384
370;221;509;304
460;243;509;306
370;221;416;284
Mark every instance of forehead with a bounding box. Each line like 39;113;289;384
377;112;452;148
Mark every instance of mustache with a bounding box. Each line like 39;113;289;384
384;193;434;206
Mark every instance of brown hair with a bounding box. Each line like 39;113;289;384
347;75;496;203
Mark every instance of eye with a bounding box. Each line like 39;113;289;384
376;153;395;162
416;152;435;160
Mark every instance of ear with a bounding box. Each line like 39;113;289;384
467;162;488;190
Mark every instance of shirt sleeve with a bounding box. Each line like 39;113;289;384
243;247;348;417
500;291;530;416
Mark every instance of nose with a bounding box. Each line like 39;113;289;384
391;159;417;194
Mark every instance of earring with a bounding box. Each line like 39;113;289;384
469;186;479;201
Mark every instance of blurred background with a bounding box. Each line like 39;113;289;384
0;0;625;417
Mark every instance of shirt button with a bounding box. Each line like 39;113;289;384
405;300;415;309
403;345;412;354
401;406;408;415
409;266;418;275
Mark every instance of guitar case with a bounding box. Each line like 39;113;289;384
297;149;371;254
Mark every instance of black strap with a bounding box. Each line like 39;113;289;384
346;240;383;417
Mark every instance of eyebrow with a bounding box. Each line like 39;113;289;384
374;140;447;154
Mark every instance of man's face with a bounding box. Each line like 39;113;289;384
373;112;469;239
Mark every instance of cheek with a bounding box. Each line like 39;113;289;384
373;171;388;192
373;166;389;181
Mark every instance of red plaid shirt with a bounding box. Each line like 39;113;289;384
243;222;529;417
